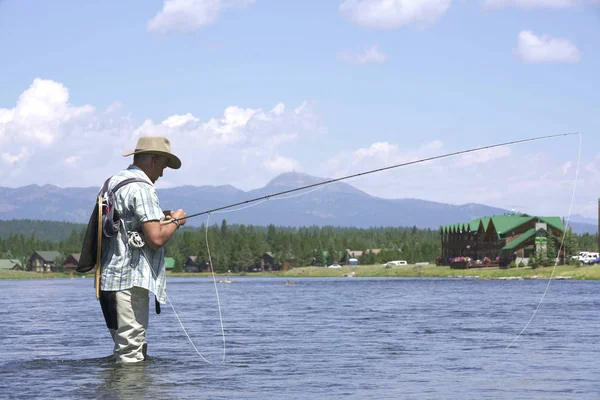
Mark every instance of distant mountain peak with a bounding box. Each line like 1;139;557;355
265;172;370;197
265;172;327;188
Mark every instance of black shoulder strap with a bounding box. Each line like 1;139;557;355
100;177;152;196
111;177;152;194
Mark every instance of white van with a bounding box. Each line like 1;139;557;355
384;260;407;266
581;253;599;264
572;251;590;261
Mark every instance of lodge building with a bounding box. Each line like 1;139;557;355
440;214;565;267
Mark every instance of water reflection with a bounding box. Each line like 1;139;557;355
95;359;156;400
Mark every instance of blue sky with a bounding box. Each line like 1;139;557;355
0;0;599;219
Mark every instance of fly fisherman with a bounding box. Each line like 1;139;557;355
98;136;186;363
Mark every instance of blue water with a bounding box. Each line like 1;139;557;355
1;276;599;399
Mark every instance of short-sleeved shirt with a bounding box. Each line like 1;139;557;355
98;165;167;303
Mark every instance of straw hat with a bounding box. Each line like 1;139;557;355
123;136;182;169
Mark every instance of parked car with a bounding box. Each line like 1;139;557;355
573;251;599;262
383;260;407;266
581;253;600;264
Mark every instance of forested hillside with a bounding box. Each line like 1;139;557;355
0;219;86;241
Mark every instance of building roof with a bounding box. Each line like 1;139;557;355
32;251;61;262
164;257;175;270
492;215;537;236
501;228;537;250
346;249;381;257
67;253;81;262
0;259;23;270
537;216;565;232
442;214;565;235
468;217;490;231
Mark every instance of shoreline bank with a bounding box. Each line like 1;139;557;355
2;264;599;280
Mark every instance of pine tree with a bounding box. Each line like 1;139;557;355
544;234;557;267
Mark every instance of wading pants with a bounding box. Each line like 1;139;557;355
99;286;149;363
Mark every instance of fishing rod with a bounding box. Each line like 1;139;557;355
167;132;577;224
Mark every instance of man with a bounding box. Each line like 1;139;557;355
98;136;186;363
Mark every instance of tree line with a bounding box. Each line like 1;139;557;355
0;220;597;273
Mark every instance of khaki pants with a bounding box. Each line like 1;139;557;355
100;286;149;363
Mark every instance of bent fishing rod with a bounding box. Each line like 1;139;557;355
166;132;577;224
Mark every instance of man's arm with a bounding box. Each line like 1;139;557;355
142;209;187;249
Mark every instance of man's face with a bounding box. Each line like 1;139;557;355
150;155;168;183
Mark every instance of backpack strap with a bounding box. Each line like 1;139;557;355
107;177;152;195
101;177;153;238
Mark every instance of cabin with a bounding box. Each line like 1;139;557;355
29;251;62;272
183;256;212;273
0;259;23;271
184;256;199;272
63;253;80;273
440;214;565;268
260;252;281;271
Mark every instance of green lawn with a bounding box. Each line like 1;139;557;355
3;264;600;280
171;263;600;280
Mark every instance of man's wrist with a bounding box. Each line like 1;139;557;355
172;219;181;229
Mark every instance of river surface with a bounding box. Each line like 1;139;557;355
0;276;599;399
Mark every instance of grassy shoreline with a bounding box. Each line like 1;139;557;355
2;264;600;280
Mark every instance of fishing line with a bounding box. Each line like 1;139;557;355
168;132;578;224
184;184;339;363
141;246;214;364
505;132;582;349
204;212;226;363
168;201;272;364
165;132;579;361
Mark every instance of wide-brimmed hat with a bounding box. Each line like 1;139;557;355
123;136;182;169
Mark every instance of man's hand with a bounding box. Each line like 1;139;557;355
143;208;188;249
170;209;187;227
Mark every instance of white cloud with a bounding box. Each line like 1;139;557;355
262;156;300;174
516;30;581;64
455;145;511;167
338;44;389;64
484;0;577;9
0;78;94;146
561;161;572;176
316;138;584;218
271;103;285;115
339;0;452;29
162;113;199;128
0;80;590;220
0;78;322;191
2;147;29;165
321;140;448;186
148;0;255;33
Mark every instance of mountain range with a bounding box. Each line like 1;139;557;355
0;172;596;235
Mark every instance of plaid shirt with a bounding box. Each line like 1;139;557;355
97;165;167;303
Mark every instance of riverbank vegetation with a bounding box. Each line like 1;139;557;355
1;219;598;275
2;263;599;280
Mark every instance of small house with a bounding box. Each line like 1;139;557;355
0;259;23;271
29;251;62;273
63;253;80;273
184;256;211;273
